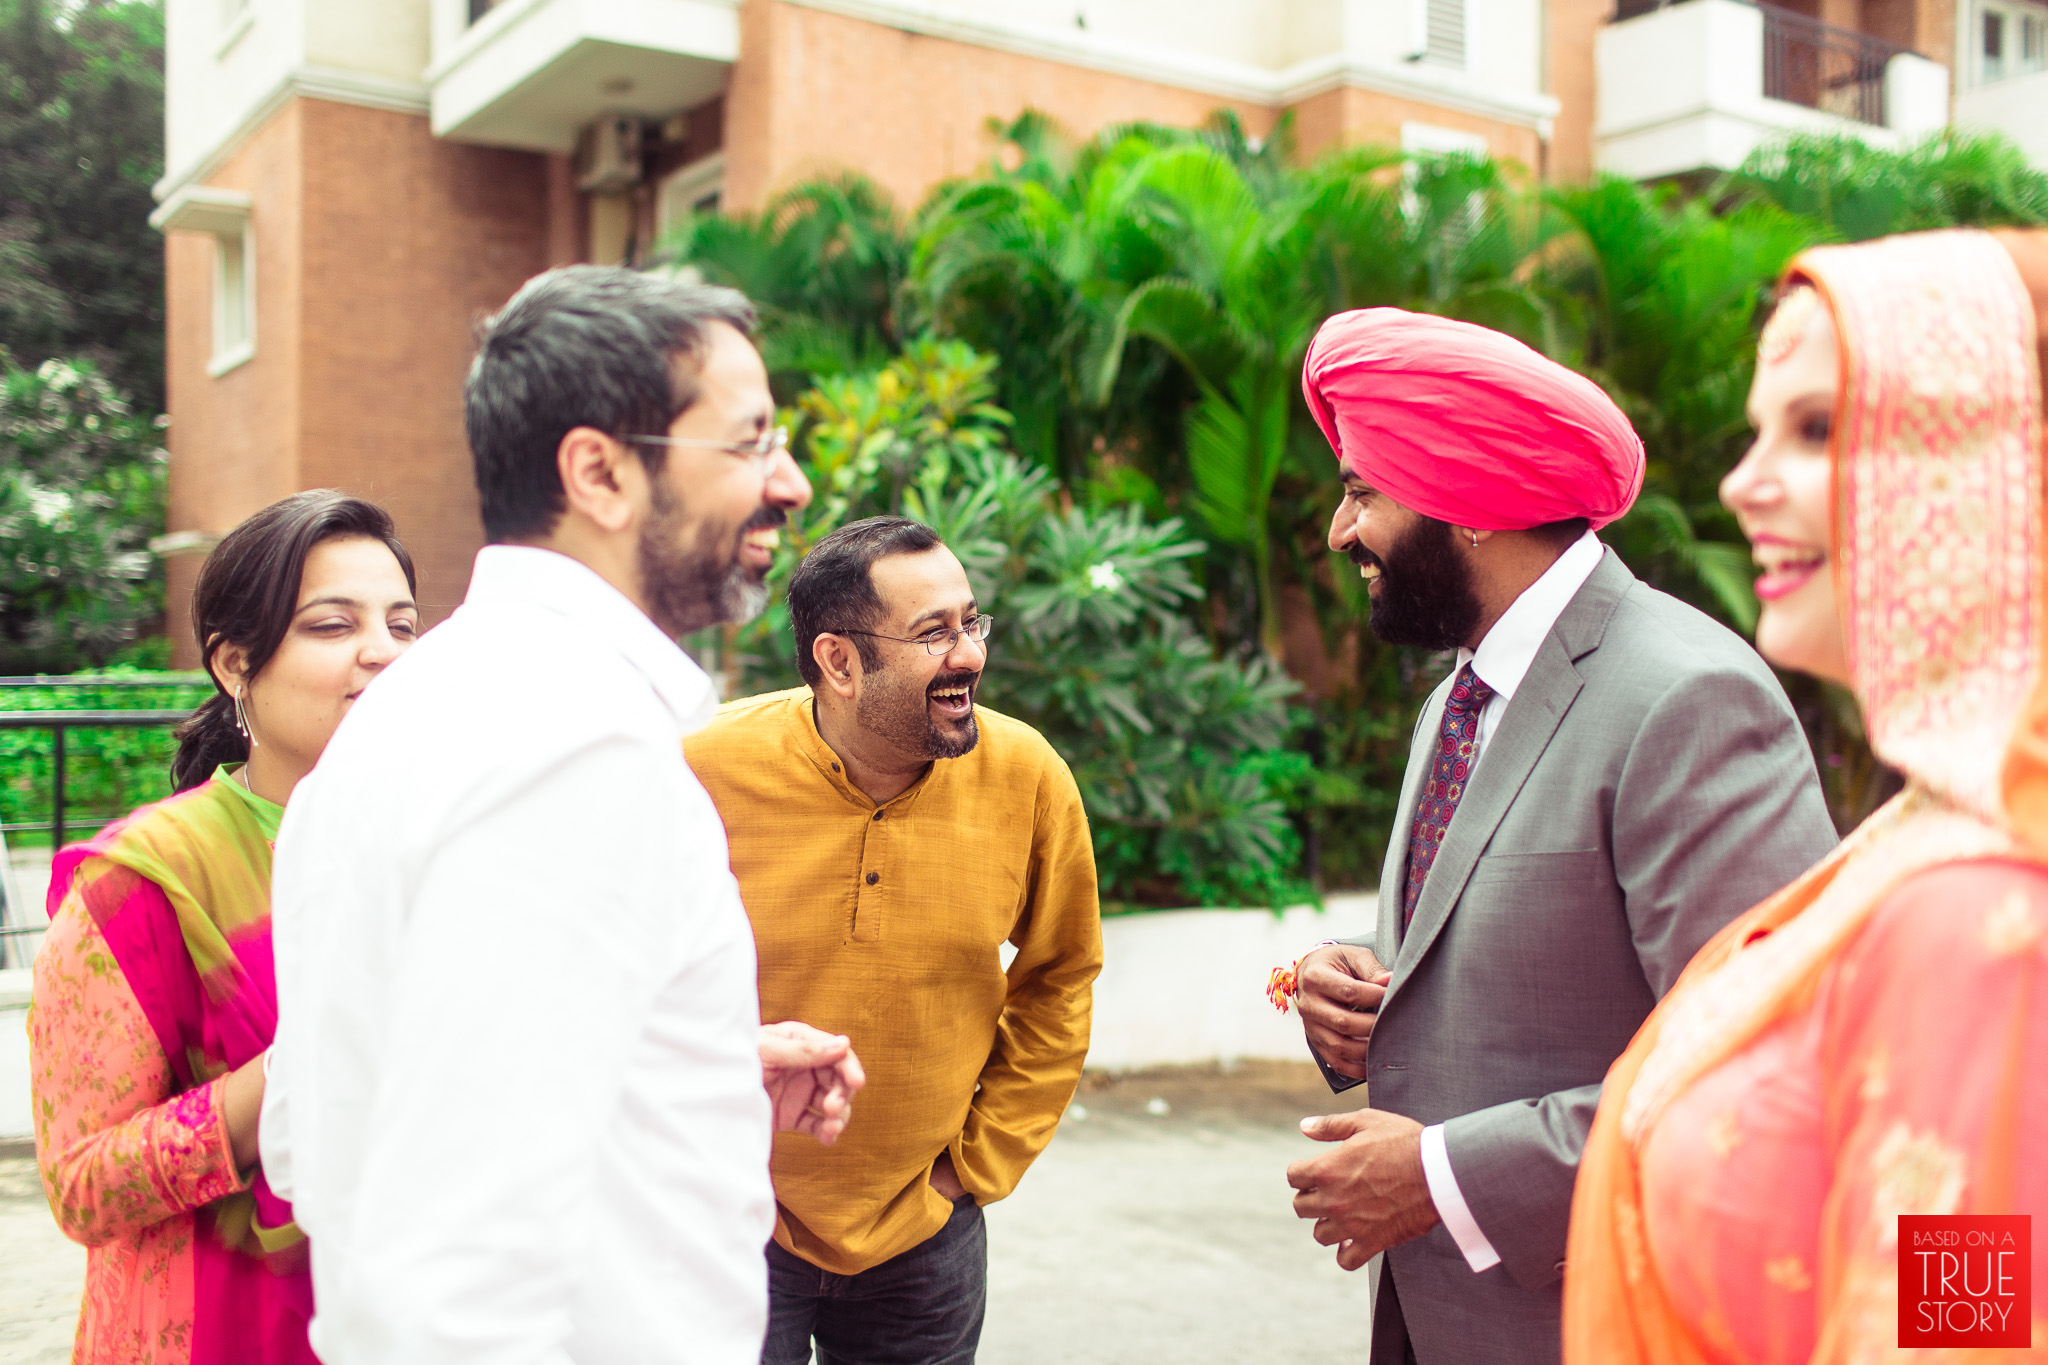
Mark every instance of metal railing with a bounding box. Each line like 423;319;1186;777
1607;0;1911;126
1762;3;1906;124
0;710;195;849
0;677;203;967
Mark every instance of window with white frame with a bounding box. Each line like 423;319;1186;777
147;187;255;376
212;226;254;374
1978;0;2048;83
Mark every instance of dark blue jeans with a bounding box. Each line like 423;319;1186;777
761;1195;987;1365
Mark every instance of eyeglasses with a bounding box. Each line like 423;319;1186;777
831;614;995;655
624;424;790;472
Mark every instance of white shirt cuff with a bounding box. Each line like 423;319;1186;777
1419;1123;1502;1273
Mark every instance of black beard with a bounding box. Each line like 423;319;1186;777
855;664;981;762
1357;516;1481;651
638;483;783;638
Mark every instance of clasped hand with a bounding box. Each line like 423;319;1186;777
759;1021;865;1145
1294;944;1391;1080
1287;1108;1440;1271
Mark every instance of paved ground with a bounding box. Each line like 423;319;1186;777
0;1063;1372;1364
0;1140;81;1365
982;1063;1375;1364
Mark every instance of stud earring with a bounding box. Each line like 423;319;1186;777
1470;532;1479;548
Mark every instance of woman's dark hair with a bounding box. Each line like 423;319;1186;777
787;516;945;687
171;491;417;792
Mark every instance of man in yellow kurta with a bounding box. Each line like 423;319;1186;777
684;515;1102;1365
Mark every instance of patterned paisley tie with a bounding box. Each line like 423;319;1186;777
1403;663;1495;927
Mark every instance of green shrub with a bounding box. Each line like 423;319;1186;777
696;339;1311;909
0;668;208;848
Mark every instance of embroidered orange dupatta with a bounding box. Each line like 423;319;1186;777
1563;229;2048;1363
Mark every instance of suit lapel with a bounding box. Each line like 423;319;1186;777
1392;551;1633;978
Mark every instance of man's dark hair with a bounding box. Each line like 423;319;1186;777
1527;516;1591;550
787;516;945;687
465;265;757;543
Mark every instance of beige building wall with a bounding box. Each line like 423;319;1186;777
162;102;308;664
295;101;550;631
1288;85;1545;169
162;97;552;664
722;0;1280;212
1545;0;1611;181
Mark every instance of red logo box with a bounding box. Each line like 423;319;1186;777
1899;1215;2031;1348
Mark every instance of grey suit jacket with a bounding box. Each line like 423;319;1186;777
1336;550;1838;1365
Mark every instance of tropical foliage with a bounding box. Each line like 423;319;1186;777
659;123;2048;889
687;340;1310;909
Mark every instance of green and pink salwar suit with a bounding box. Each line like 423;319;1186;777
29;769;315;1365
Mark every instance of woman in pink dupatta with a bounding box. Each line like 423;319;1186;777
29;491;418;1365
1564;229;2048;1362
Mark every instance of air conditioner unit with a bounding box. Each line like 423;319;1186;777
576;114;644;193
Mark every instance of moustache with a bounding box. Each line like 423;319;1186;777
927;670;980;696
741;505;789;535
1347;544;1382;570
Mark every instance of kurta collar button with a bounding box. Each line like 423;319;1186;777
873;810;884;821
866;872;880;885
831;762;841;772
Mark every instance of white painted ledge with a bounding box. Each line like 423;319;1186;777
1084;894;1375;1072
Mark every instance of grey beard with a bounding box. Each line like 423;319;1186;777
638;483;773;638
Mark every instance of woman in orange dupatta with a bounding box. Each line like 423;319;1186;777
29;491;417;1364
1562;228;2048;1363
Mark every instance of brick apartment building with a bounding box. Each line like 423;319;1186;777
148;0;2046;660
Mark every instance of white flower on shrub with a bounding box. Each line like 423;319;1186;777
1087;561;1123;593
28;486;72;527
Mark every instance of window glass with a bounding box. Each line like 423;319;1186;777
1985;8;2006;79
213;230;253;371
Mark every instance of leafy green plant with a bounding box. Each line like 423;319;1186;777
652;176;910;399
662;122;2048;866
0;351;168;672
0;668;210;849
1724;130;2048;242
705;340;1310;908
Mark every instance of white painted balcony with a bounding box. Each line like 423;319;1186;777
1596;0;1950;180
1957;69;2048;168
426;0;740;152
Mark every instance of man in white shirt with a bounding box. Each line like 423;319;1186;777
262;267;863;1365
1281;310;1835;1365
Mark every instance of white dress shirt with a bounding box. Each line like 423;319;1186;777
263;546;774;1365
1401;531;1607;1274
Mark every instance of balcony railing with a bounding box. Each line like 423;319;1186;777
1762;5;1907;123
1610;0;1913;125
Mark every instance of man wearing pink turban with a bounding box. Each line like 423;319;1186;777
1281;310;1836;1365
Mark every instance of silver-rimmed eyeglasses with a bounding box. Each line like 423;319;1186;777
624;424;790;473
832;614;995;655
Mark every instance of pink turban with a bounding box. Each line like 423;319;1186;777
1302;309;1645;531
